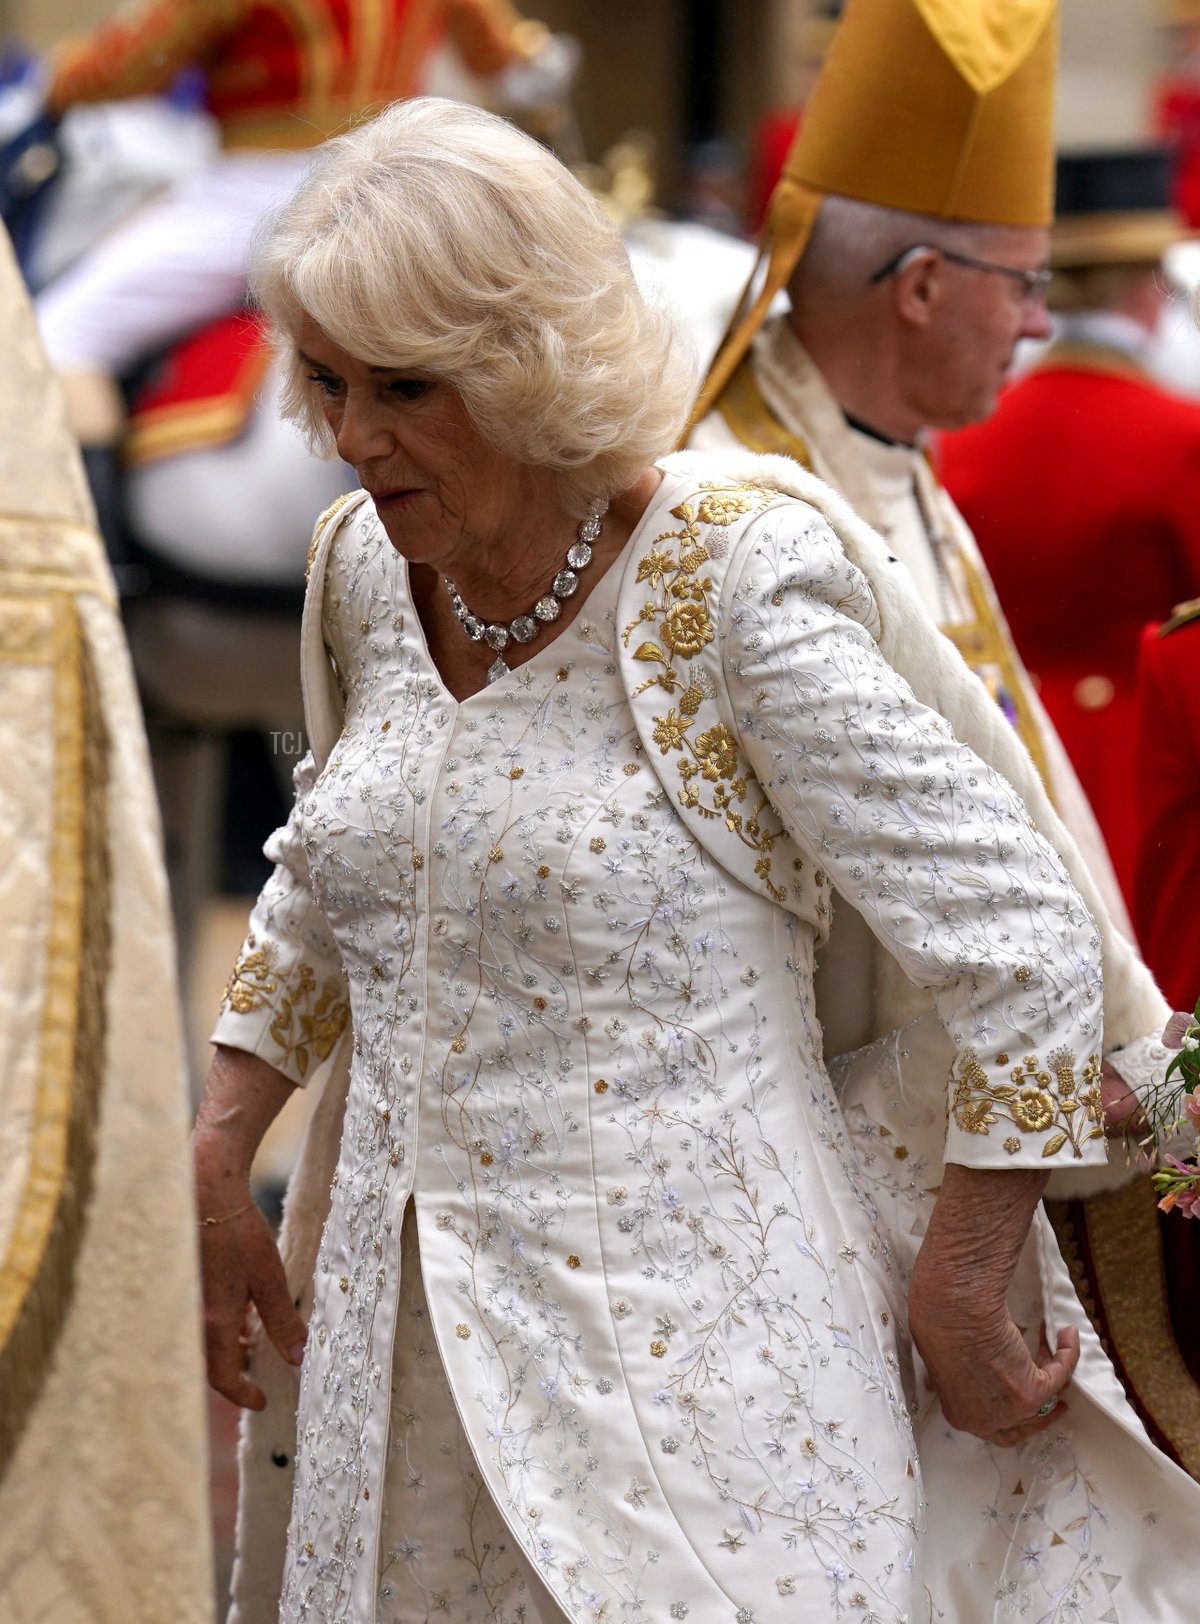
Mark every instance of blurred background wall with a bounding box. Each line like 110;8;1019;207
2;0;109;42
1059;0;1159;145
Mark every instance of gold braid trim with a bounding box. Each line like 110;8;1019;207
715;353;815;465
939;541;1056;803
306;491;361;583
0;603;109;1480
0;512;117;608
1048;1185;1200;1480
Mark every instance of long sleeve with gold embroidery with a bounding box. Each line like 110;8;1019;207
723;506;1106;1171
47;0;240;114
211;753;349;1087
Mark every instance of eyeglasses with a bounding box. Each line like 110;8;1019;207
869;244;1053;299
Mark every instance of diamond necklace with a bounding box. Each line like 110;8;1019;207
443;503;608;686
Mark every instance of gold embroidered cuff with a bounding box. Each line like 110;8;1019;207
215;932;349;1085
950;1046;1104;1162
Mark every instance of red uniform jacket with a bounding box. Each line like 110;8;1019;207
1156;73;1200;229
1134;609;1200;1014
48;0;525;150
940;345;1200;908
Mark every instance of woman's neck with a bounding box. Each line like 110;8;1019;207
413;465;662;702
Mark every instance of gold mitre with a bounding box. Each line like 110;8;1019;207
1161;1;1200;25
688;0;1058;430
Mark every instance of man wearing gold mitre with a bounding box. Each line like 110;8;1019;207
688;0;1200;1473
0;228;213;1622
687;0;1136;917
688;0;1180;1102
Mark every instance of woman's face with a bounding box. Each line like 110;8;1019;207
296;318;537;574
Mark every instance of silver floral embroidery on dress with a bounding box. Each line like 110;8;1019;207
213;472;1132;1624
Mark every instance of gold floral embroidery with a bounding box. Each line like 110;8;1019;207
661;599;714;659
695;490;758;526
951;1046;1103;1158
305;490;358;582
220;934;277;1015
635;547;677;588
652;710;690;753
267;961;349;1080
692;723;739;783
222;934;349;1079
623;481;785;900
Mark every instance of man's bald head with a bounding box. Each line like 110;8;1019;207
789;196;1011;311
787;195;1052;440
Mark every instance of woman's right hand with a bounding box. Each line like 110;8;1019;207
192;1045;305;1409
908;1161;1076;1445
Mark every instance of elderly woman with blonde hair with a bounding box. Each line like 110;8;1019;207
196;97;1200;1624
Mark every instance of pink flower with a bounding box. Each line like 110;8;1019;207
1185;1088;1200;1130
1177;1187;1200;1220
1164;1011;1195;1049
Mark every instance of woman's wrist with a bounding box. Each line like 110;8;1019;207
910;1163;1048;1329
908;1253;1012;1341
192;1044;297;1186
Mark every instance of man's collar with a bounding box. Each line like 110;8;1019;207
841;409;918;450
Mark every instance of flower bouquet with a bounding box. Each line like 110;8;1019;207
1152;1004;1200;1218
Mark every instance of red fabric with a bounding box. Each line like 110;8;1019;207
49;0;446;145
133;308;268;415
125;308;271;461
1133;620;1200;1013
1156;75;1200;230
940;361;1200;908
747;110;801;235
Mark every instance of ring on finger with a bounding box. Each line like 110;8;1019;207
1036;1398;1058;1418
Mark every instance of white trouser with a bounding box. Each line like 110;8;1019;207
35;149;312;373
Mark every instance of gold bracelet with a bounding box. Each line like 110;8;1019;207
198;1199;257;1228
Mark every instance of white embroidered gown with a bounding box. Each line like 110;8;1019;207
215;468;1199;1624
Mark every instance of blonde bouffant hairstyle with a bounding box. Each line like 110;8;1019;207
251;97;696;515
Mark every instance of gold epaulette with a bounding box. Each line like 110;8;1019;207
1158;598;1200;637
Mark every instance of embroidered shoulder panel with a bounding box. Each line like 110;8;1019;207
617;479;820;922
304;490;362;582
